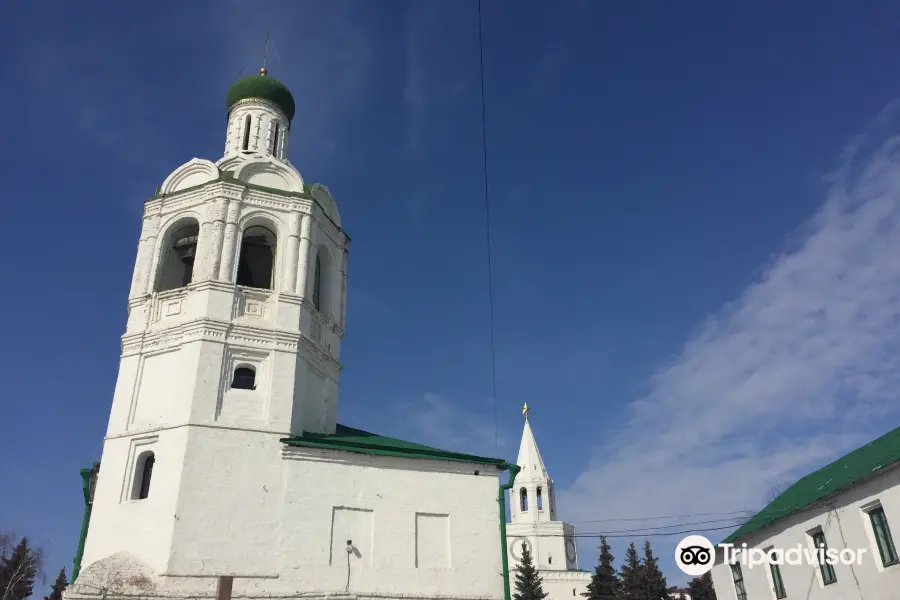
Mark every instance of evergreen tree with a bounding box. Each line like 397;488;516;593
618;542;643;600
582;536;619;600
43;569;66;600
0;537;41;600
640;540;668;600
687;573;717;600
513;544;548;600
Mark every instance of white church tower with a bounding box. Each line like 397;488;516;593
506;405;591;600
67;68;516;600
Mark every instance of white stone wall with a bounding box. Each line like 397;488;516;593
710;464;900;600
79;434;506;598
539;571;591;600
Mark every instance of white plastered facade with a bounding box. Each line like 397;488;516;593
709;464;900;600
506;416;591;600
67;84;507;600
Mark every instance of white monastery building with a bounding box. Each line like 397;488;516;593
506;406;591;600
710;425;900;600
65;69;520;600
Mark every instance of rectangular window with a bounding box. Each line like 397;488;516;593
731;563;748;600
769;562;787;599
811;531;837;585
869;507;899;567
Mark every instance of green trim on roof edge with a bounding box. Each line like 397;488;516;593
722;425;900;543
281;424;507;466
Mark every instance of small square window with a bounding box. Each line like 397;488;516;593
231;367;256;390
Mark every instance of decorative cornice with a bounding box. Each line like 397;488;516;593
296;332;342;375
539;571;592;582
188;279;236;294
227;97;289;123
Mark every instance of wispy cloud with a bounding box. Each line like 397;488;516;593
560;102;900;577
398;392;511;458
402;1;471;159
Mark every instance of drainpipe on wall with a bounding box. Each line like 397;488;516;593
72;462;99;582
498;462;521;600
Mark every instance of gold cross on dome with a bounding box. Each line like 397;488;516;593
522;403;531;421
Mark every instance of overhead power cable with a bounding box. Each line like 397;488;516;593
566;509;755;524
476;0;500;454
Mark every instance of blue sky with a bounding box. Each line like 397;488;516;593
5;0;900;590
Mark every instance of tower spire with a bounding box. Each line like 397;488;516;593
516;407;547;480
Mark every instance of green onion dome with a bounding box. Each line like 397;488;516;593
226;69;296;123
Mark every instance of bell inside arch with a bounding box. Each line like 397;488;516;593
174;234;198;264
172;232;198;286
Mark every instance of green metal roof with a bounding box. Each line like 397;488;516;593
281;424;509;467
226;74;295;122
723;425;900;543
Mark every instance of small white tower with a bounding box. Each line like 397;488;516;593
78;67;350;578
506;405;591;598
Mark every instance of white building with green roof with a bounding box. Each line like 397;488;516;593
64;68;519;600
710;425;900;600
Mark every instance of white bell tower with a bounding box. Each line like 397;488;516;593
506;405;581;574
78;68;350;577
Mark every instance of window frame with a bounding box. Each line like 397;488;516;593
769;560;786;599
312;255;322;311
272;122;280;156
811;531;837;585
231;366;257;390
869;507;899;568
242;115;252;152
131;451;155;501
235;225;277;290
730;562;748;600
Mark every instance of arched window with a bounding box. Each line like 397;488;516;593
311;247;332;316
242;115;252;152
236;226;276;289
133;451;155;500
548;554;552;565
231;366;256;390
272;122;280;156
312;255;322;311
537;486;543;510
156;222;199;292
520;487;528;511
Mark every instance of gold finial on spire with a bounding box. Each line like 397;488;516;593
522;403;531;421
260;32;270;76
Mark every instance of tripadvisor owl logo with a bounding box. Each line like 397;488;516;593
675;535;716;576
674;534;868;576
